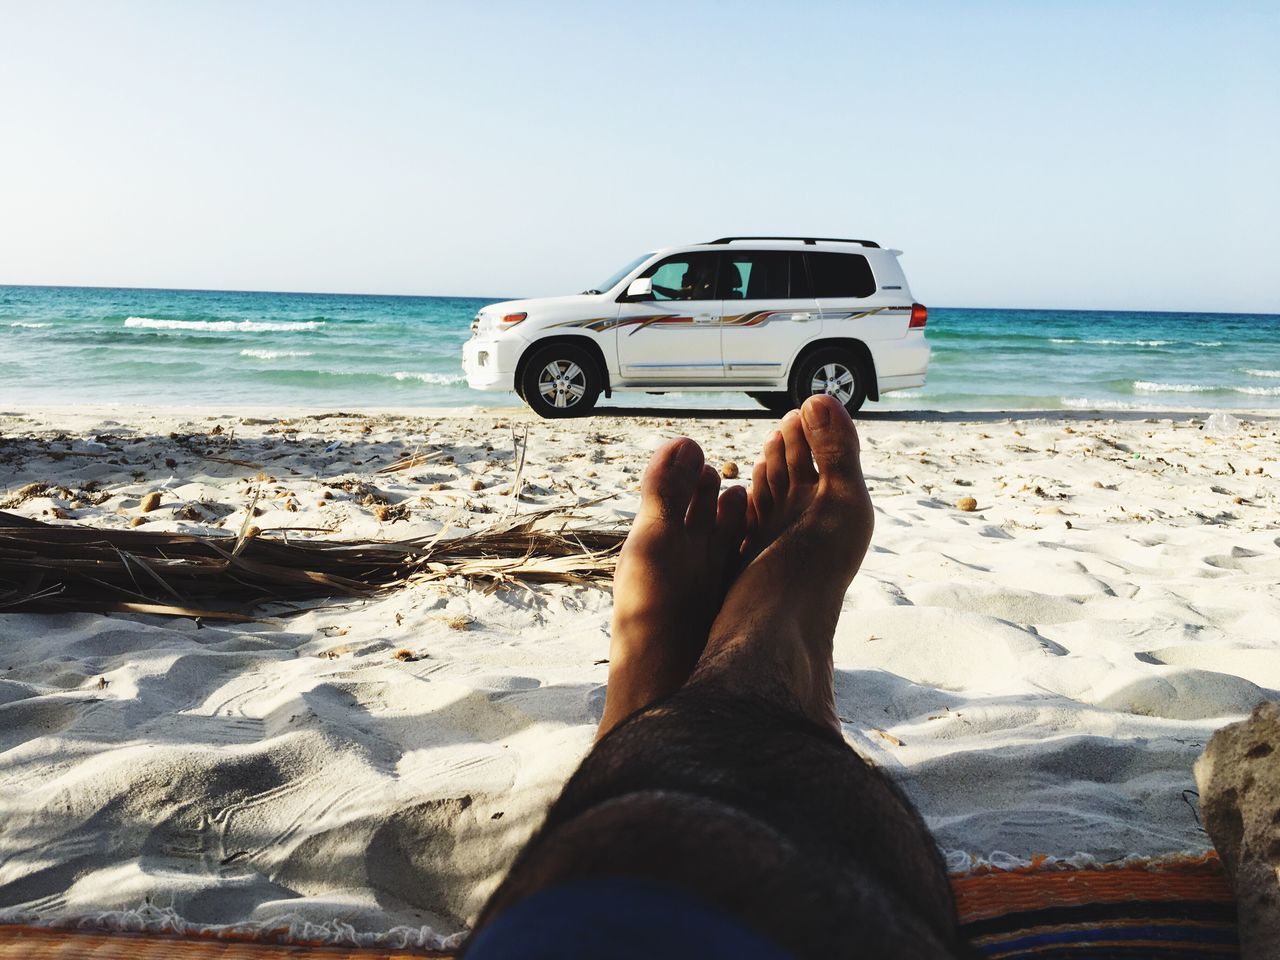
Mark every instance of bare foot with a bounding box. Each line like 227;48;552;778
597;438;748;739
696;395;874;732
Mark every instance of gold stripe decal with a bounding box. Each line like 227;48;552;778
550;306;908;334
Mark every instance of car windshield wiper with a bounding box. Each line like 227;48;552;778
580;289;602;295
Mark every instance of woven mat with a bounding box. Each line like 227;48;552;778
0;854;1238;958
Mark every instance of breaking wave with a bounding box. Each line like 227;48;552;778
125;317;324;333
9;321;50;328
392;371;466;385
240;348;314;360
1133;381;1216;393
1134;380;1280;397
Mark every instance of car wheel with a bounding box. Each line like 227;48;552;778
747;392;794;414
790;348;868;415
520;343;602;418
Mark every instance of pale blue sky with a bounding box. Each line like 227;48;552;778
2;1;1277;311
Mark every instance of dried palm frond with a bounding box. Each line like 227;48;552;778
0;508;624;620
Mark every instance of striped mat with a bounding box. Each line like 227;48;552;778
953;853;1238;959
0;854;1238;959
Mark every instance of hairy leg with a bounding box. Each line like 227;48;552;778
469;398;961;959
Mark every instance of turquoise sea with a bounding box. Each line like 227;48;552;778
2;285;1278;413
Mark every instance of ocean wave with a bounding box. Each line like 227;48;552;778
392;371;466;385
9;321;50;328
1133;381;1216;393
125;316;324;333
1088;338;1174;347
1194;341;1224;347
1134;380;1280;397
240;348;315;360
1244;368;1280;378
1060;397;1147;410
1049;338;1078;344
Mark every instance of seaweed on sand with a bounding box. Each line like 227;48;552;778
0;508;624;621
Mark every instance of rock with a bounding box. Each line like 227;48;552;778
242;525;261;540
721;462;739;479
140;492;162;513
470;478;486;491
1194;700;1280;960
956;496;978;512
130;516;147;527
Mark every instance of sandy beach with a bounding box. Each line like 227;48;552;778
1;404;1277;944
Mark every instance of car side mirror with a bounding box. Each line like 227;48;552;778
624;277;653;301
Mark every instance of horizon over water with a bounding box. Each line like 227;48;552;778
2;284;1279;414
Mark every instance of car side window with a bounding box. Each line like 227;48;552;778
805;252;876;299
643;253;719;301
717;251;814;300
719;252;787;300
789;252;813;298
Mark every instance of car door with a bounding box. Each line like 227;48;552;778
719;250;819;382
614;251;723;382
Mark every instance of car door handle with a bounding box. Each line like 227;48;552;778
694;314;717;324
792;312;815;321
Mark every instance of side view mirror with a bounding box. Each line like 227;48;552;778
624;277;653;301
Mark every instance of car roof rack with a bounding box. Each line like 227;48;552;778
707;236;881;249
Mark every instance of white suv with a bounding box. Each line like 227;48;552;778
462;237;930;418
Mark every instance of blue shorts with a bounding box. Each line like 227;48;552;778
464;876;794;959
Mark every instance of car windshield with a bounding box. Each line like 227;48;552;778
589;253;654;294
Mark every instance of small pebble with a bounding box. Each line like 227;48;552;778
140;492;162;512
956;496;978;512
721;462;739;479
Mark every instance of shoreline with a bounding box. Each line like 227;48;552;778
2;402;1278;424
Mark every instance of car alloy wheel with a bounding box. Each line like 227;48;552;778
809;362;857;405
537;359;588;409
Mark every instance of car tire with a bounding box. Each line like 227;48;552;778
520;343;602;418
747;392;794;414
789;348;868;415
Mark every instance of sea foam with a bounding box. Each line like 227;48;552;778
9;321;50;328
1088;339;1175;347
240;348;314;359
1244;368;1280;378
392;371;466;385
1133;381;1216;393
125;317;324;333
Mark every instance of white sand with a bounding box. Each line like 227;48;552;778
0;404;1277;940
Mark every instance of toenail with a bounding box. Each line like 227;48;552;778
782;409;801;423
803;397;833;428
672;440;699;468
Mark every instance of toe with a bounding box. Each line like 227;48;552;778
713;484;748;558
780;409;819;487
750;454;772;518
639;437;705;522
764;429;789;505
684;464;721;533
799;395;863;492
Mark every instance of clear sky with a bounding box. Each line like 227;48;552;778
2;1;1277;311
